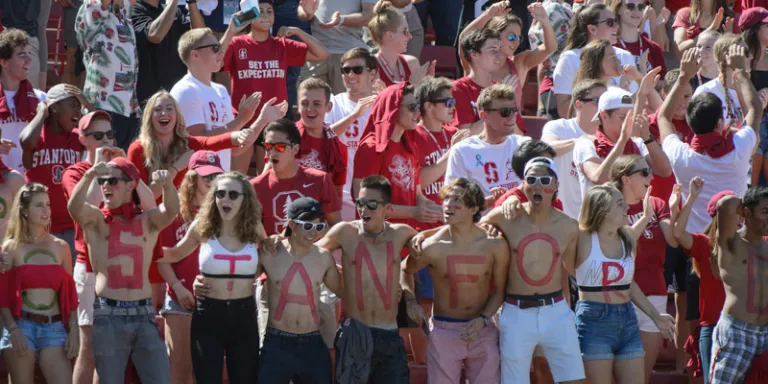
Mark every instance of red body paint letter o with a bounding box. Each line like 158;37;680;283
516;233;560;287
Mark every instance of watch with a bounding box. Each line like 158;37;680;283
644;134;655;145
480;315;489;327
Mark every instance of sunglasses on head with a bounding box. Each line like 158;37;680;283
194;43;221;53
485;106;519;118
596;18;616;27
262;142;292;152
355;199;387;210
293;219;327;232
202;173;222;182
508;33;524;43
525;175;554;186
85;130;116;140
624;2;647;12
629;167;652;177
97;176;130;186
431;97;456;108
214;190;243;200
341;66;370;75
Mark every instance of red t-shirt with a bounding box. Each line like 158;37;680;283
615;34;667;77
25;124;83;233
451;77;483;127
648;113;694;202
296;124;348;187
627;197;670;296
251;167;341;236
62;161;93;271
735;0;768;12
666;0;689;14
672;7;740;40
412;125;456;205
684;233;726;326
353;140;421;229
494;186;564;211
160;215;199;303
223;35;308;121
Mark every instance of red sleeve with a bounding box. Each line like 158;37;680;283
553;197;564;211
320;173;342;214
127;141;151;185
654;197;670;221
61;165;82;201
352;141;384;180
493;187;528;208
452;82;478;126
672;8;691;29
189;133;235;152
332;137;348;186
283;37;309;68
222;36;236;73
648;41;667;77
684;233;711;265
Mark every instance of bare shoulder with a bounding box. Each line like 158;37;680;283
50;235;69;250
554;210;579;236
486;235;510;253
421;226;451;252
404;54;420;68
391;223;418;238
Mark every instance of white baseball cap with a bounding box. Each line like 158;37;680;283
592;86;634;122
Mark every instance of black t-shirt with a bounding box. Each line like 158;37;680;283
131;0;191;107
1;0;40;37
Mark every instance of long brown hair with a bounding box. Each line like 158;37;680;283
579;184;635;256
609;154;644;192
574;39;614;86
689;0;732;28
565;3;608;51
5;183;49;252
179;170;200;223
694;218;722;280
138;90;190;173
196;172;264;244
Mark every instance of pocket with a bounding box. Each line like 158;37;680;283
91;317;116;357
577;304;606;321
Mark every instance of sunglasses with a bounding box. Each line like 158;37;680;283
525;176;554;186
293;219;327;232
85;130;116;140
341;66;370;75
579;97;599;103
97;176;130;186
355;199;387;210
214;190;244;200
262;142;293;152
595;18;617;27
431;97;456;108
624;2;647;12
629;167;652;177
194;43;221;53
485;106;519;118
202;173;222;182
508;33;524;43
405;103;420;113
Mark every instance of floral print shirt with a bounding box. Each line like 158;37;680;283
528;0;573;79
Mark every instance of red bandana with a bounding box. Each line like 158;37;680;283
594;129;641;158
101;203;141;223
690;132;735;159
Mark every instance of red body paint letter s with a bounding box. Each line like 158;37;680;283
273;262;318;324
446;255;485;308
106;220;144;290
354;241;394;311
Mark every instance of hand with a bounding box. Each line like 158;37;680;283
173;285;196;311
405;299;425;326
277;26;302;37
642;185;653;219
619;110;635;142
9;327;28;356
409;61;435;86
299;0;318;17
97;146;126;163
353;95;377;118
0;139;17;155
632;110;650;141
91;162;110;177
260;235;283;255
36;101;49;119
669;184;682;218
410;232;429;253
65;329;79;359
238;92;262;122
501;196;523;220
642;5;655;31
227;12;250;33
460;317;485;342
192;275;210;297
485;1;510;18
679;48;700;81
707;8;724;32
622;64;643;82
257;98;289;123
414;201;443;223
233;128;255;147
657;7;670;26
318;11;342;29
638;49;650;76
660;31;670;52
479;223;502;238
655;313;676;341
759;89;768;110
689;176;704;197
0;252;10;273
527;2;549;23
724;16;734;33
152;169;171;185
726;44;748;71
639;66;662;96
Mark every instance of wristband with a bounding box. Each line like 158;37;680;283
643;134;655;145
338;15;346;27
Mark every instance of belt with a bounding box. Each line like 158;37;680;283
505;291;564;309
98;297;152;307
21;311;62;325
266;328;321;338
579;284;631;292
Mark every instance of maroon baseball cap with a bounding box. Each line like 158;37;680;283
707;190;736;218
77;110;112;133
189;150;224;177
739;7;768;31
108;157;141;182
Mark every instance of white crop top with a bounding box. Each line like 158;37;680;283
574;233;635;288
199;238;259;278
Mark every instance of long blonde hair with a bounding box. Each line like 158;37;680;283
579;184;634;256
138;90;190;173
196;172;264;244
179;170;200;223
5;183;49;252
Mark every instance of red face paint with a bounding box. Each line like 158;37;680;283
543;188;555;194
446;255;486;308
106;220;144;290
516;233;560;287
746;249;768;315
213;254;252;291
354;241;394;311
523;186;534;194
273;262;319;324
601;261;627;303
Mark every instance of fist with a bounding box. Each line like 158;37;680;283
92;162;110;176
152;170;170;184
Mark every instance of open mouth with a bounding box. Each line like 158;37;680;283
158;118;171;127
532;193;543;204
361;215;372;223
103;191;114;199
222;206;232;214
443;211;454;220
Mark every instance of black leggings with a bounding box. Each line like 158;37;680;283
191;296;260;384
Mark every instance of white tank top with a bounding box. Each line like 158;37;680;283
574;233;635;288
199;237;259;278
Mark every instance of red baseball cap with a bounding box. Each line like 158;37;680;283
77;110;112;133
189;150;224;177
707;190;736;218
108;157;141;182
739;7;768;31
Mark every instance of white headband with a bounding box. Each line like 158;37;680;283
524;157;558;177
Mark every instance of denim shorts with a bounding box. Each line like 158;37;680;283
0;318;67;351
159;293;192;317
575;301;645;361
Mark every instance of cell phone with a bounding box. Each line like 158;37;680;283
234;7;261;27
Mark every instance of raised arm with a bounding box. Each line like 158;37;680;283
716;195;742;249
729;48;762;133
19;103;48;170
316;222;345;252
277;27;329;62
580;112;635;184
67;163;109;229
659;48;698;141
147;170;181;232
672;178;703;250
515;3;556;77
144;0;180;44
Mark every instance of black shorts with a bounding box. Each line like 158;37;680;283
665;245;688;293
257;328;331;383
686;259;701;321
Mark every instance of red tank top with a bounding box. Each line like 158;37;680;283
378;55;412;87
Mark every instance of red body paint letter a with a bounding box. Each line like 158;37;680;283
273;262;318;324
354;241;394;311
106;220;144;290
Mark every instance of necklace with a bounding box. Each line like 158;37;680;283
377;54;405;83
359;220;388;239
419;124;448;148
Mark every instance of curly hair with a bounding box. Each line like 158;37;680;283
196;172;264;244
179;170;200;223
138;91;190;173
0;29;29;76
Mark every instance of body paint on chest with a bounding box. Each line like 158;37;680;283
354;241;394;311
516;233;560;287
273;262;318;324
445;255;486;308
106;220;144;290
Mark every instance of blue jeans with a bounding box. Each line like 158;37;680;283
0;318;67;351
414;0;462;46
273;0;311;116
91;298;170;384
700;324;715;384
575;301;645;361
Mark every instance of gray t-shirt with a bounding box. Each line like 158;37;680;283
311;0;378;54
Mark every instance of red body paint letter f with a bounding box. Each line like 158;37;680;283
446;255;485;308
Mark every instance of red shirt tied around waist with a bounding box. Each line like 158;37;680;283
683;233;725;326
627;197;670;296
0;264;78;328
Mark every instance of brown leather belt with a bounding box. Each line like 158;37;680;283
505;292;564;309
21;311;62;325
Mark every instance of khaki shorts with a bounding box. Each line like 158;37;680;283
74;261;96;326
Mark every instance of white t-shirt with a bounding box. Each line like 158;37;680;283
541;118;585;219
445;134;531;196
553;47;638;95
0;89;47;173
573;136;650;198
663;128;756;233
170;74;233;171
325;92;371;221
692;78;742;128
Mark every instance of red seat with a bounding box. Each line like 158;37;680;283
522;116;547;140
419;45;457;79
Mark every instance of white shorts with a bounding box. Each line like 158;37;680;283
498;301;585;384
633;295;668;333
74;262;96;326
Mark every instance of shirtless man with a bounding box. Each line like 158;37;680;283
479;157;585;384
711;187;768;383
258;197;343;383
316;175;418;384
402;177;509;383
67;157;179;383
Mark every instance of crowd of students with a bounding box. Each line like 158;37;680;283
0;0;767;383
